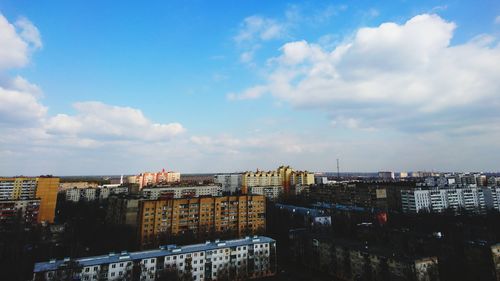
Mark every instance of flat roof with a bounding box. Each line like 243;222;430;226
34;236;275;273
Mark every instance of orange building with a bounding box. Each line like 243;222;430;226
0;176;59;224
35;177;60;223
138;195;266;248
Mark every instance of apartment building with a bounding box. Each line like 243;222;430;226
141;185;222;200
214;174;242;193
310;182;390;210
33;236;276;281
0;177;59;223
128;169;181;189
401;187;486;214
248;186;282;200
289;230;439;281
106;195;143;226
242;165;314;194
0;199;40;225
138;195;266;248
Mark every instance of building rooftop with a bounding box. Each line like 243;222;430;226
34;236;275;273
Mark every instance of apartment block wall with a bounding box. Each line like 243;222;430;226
138;195;266;248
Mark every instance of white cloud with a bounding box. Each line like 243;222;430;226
495;15;500;25
15;17;42;49
234;15;286;43
227;85;267;100
45;101;185;142
0;81;47;126
232;14;500;133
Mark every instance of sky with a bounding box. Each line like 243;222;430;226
0;0;500;176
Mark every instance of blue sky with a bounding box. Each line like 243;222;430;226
0;1;500;175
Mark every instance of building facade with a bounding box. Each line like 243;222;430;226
141;185;222;200
242;166;314;194
33;236;277;281
138;195;266;248
129;169;181;189
401;187;486;214
214;174;242;193
0;177;59;223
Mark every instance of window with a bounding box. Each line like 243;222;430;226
85;268;90;272
111;264;116;268
111;272;115;277
151;258;155;263
120;263;123;267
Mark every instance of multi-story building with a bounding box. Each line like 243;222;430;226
65;188;80;203
289;230;439;281
248;186;282;200
0;199;40;226
59;181;99;192
214;174;242;193
138;195;266;248
33;236;276;281
0;177;59;223
378;171;395;180
401;187;486;214
129;169;181;189
310;182;390;210
242;166;314;194
141;185;222;200
106;195;144;226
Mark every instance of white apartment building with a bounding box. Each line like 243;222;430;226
401;187;486;213
248;186;282;200
141;185;222;200
65;188;81;203
33;236;277;281
214;174;242;193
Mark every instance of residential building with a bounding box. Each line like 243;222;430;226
214;174;242;193
310;182;390;210
138;195;266;248
141;185;222;200
401;187;486;214
289;230;439;281
65;188;80;203
129;169;181;189
33;236;277;281
106;195;143;226
0;177;59;223
242;165;314;194
0;199;40;226
378;171;395;180
248;186;282;200
59;182;99;192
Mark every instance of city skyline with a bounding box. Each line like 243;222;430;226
1;1;500;175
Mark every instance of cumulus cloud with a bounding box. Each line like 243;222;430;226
45;102;185;142
231;14;500;133
0;14;41;70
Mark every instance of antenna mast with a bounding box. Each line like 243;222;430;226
336;158;340;179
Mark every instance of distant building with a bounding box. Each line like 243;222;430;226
129;169;181;189
378;171;395;180
309;183;390;210
214;174;242;193
59;181;98;192
141;185;222;200
138;195;266;248
242;165;314;194
248;186;282;200
64;186;129;202
33;236;277;281
401;187;486;214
